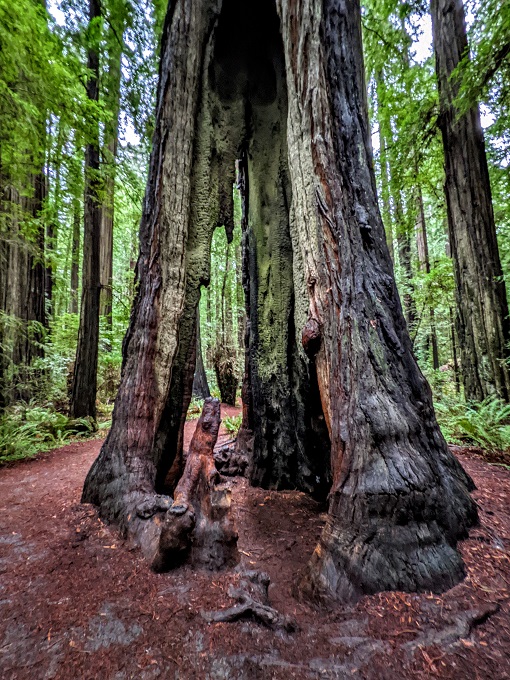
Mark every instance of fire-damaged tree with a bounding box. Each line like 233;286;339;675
82;0;477;602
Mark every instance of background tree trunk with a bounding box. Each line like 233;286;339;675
69;198;81;314
192;310;210;399
431;0;510;402
70;0;102;420
83;0;476;602
415;186;440;369
0;176;47;405
375;71;394;263
99;4;125;336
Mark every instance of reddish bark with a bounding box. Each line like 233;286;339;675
82;0;476;604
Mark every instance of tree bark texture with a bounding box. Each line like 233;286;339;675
83;0;476;602
151;398;238;571
431;0;510;402
70;0;102;420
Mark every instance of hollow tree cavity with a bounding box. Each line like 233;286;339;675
82;0;477;601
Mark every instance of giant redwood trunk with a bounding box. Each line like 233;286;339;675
431;0;510;402
83;0;477;601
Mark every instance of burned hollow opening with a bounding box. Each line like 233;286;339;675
154;0;331;502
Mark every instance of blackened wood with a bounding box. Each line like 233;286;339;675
151;398;239;571
278;0;477;602
82;0;476;603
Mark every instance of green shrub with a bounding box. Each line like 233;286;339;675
223;414;242;437
187;397;204;419
0;405;95;465
435;395;510;452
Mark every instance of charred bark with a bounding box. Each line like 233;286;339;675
431;0;510;401
152;398;238;571
281;0;476;601
232;5;332;497
83;0;476;603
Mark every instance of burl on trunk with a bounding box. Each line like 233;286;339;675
82;0;476;603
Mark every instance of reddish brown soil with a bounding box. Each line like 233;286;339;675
0;410;509;679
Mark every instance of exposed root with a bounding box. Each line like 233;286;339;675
402;603;500;652
202;570;297;632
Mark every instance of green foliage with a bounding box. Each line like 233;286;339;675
0;404;95;465
435;395;510;451
223;414;242;437
187;397;205;420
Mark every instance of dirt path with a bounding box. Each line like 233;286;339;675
0;410;509;679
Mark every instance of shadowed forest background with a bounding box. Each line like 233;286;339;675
0;0;509;462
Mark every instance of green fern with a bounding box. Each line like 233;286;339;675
435;395;510;452
0;406;95;465
223;414;242;437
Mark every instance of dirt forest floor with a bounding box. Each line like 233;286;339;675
1;405;509;680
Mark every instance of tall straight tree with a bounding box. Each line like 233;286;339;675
83;0;476;603
0;0;49;407
70;0;102;419
99;0;127;333
431;0;510;402
415;185;440;369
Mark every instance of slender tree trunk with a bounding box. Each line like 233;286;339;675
70;0;102;420
99;12;124;335
375;72;394;263
431;0;510;402
69;198;81;314
82;0;476;601
220;244;229;346
46;124;64;319
415;186;440;369
395;195;416;331
378;100;415;330
214;241;238;405
235;241;244;350
450;305;461;394
192;309;210;399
